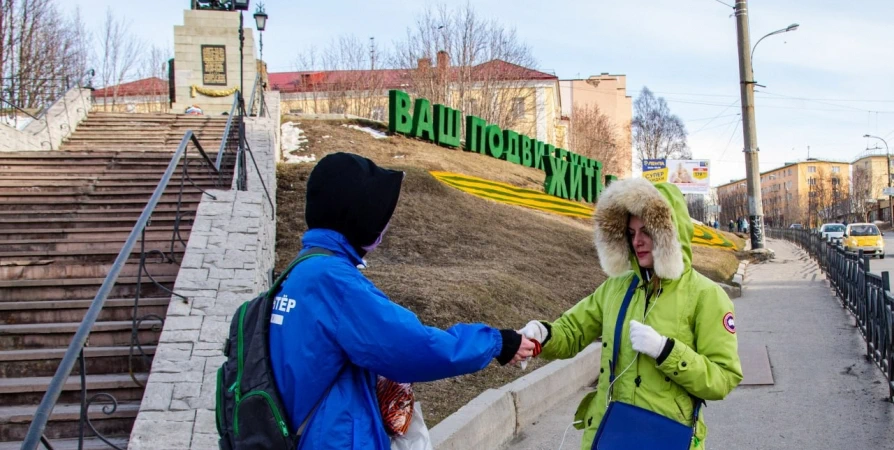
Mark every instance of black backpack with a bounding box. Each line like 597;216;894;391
216;248;332;450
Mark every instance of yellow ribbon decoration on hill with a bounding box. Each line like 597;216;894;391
190;85;239;98
429;171;740;251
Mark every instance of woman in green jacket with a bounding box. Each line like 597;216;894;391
520;178;743;449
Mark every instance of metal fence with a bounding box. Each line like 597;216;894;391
769;228;894;401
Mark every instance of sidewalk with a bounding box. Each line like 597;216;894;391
506;239;893;450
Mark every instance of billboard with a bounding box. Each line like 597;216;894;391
642;159;710;194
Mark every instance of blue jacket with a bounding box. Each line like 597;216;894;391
269;229;505;450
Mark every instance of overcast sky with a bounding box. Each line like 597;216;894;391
70;0;894;187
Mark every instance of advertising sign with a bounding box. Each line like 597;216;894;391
642;159;710;194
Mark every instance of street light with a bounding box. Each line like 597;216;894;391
864;134;892;227
751;23;799;68
254;4;267;116
235;0;251;108
734;0;799;250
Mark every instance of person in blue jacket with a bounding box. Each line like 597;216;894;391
269;152;535;450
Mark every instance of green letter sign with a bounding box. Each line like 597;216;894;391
388;90;412;134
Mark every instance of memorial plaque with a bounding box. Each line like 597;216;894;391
201;45;227;86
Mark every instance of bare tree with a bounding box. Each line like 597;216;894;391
570;103;626;176
850;165;877;223
686;194;707;223
98;7;143;111
0;0;91;114
290;35;388;118
391;3;539;135
632;87;691;165
137;44;171;112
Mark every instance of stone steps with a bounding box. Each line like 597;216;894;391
0;112;234;445
0;401;140;442
0;297;169;326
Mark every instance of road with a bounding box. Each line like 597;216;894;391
865;233;894;277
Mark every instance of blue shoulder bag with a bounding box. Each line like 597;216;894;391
592;275;702;450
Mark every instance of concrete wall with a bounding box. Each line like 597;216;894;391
1;87;91;151
128;113;277;449
430;345;601;450
172;9;257;115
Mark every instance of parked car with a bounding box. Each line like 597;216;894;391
789;223;803;229
820;223;846;244
843;223;885;259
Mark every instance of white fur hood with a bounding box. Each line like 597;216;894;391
593;178;692;280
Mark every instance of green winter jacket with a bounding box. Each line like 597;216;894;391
540;179;743;450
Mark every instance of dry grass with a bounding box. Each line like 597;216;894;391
275;119;740;425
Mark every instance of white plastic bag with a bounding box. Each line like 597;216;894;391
390;402;433;450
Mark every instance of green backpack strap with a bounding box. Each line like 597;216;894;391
267;247;333;298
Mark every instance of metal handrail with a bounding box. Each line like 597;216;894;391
216;93;241;172
21;131;220;450
247;72;260;117
0;96;39;121
33;69;95;119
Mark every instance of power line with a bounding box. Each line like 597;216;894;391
691;118;742;135
716;119;742;162
711;0;735;7
691;99;740;133
684;113;741;122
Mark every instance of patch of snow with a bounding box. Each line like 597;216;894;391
342;124;389;139
281;122;309;153
284;152;317;164
323;135;331;139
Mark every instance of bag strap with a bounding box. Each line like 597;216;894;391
267;247;333;298
296;364;345;438
607;275;703;431
608;275;640;384
268;246;340;439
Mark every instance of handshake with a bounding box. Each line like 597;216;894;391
509;320;669;370
508;321;549;369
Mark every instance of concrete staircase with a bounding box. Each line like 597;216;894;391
0;114;233;448
61;112;228;152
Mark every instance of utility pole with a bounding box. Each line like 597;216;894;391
734;0;765;249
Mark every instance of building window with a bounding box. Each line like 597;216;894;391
289;108;304;114
808;166;817;173
787;192;793;200
832;177;840;186
808;177;817;186
832;166;840;173
371;106;385;121
512;98;526;118
468;99;478;115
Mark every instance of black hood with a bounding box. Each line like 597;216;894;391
305;153;404;256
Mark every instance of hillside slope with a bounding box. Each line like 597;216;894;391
275;118;741;424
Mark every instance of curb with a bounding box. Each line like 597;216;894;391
430;345;601;450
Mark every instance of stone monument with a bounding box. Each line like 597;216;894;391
172;8;257;115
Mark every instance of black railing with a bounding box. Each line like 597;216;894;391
21;131;234;450
1;70;95;150
769;228;894;401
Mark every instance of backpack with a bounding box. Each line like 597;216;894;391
216;248;333;450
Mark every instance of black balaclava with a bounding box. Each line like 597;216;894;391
305;152;404;257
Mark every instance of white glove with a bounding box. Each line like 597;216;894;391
517;320;548;371
629;320;667;360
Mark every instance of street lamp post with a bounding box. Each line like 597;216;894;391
734;0;799;250
234;0;250;108
253;5;267;116
864;134;892;227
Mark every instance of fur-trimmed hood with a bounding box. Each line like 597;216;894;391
593;178;693;280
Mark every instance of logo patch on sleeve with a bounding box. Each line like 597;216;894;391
723;312;736;334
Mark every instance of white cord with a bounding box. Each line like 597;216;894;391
605;286;662;406
557;420;583;450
